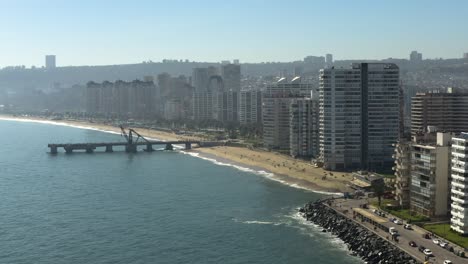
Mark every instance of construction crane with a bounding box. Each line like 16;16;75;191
120;125;150;144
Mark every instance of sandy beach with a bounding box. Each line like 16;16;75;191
0;114;354;194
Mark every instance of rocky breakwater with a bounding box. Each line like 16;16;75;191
299;200;419;264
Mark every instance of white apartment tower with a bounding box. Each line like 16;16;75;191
239;90;262;125
319;63;400;170
451;133;468;235
290;98;319;158
410;132;451;218
262;77;313;151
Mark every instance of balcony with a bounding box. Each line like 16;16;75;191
452;180;467;189
451;210;466;219
452;195;468;204
451;188;467;197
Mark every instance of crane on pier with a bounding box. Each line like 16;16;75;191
120;125;150;144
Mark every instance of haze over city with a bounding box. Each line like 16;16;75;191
1;0;468;67
2;1;468;264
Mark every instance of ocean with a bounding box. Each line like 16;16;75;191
0;119;362;264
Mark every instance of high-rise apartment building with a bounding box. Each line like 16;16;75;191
393;140;412;208
451;133;468;235
290;98;319;158
410;51;422;62
221;64;241;92
192;68;210;92
85;80;157;118
409;132;451;218
319;63;400;170
192;92;214;121
45;55;56;69
262;77;313;150
213;91;239;123
411;90;468;136
239;90;262;125
325;54;333;67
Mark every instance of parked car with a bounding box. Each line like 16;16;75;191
423;248;433;256
423;233;431;239
404;224;412;230
443;260;452;264
439;241;448;248
394;219;403;225
433;239;440;245
409;241;417;247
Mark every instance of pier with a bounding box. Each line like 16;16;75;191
48;126;201;154
48;140;198;154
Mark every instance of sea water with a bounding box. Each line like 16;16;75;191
0;120;362;264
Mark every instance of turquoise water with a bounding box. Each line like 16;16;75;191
0;120;361;264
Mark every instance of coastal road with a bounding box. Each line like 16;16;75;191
331;199;468;264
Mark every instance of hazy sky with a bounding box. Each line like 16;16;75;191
1;0;467;67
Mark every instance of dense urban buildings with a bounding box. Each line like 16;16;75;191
289;98;319;158
85;80;158;118
451;132;468;235
318;63;400;171
262;77;313;151
325;54;333;67
409;131;451;218
239;90;262;125
45;55;56;69
411;89;468;136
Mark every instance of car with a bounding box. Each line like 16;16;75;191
409;241;417;247
404;224;412;230
389;227;398;236
433;239;440;245
423;248;433;256
389;217;396;222
418;245;426;252
443;260;452;264
394;219;403;225
439;241;448;248
423;233;431;239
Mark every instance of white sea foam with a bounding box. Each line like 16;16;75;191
180;150;343;196
1;116;341;195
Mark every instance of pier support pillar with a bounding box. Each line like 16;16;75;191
85;147;94;153
125;144;137;153
105;145;113;152
64;147;73;154
50;145;58;154
145;144;154;152
185;142;191;150
165;143;173;151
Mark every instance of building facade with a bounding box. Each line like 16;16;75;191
319;63;400;170
262;78;313;151
451;133;468;235
85;80;157;118
393;140;412;208
221;64;241;92
411;90;468;136
290;98;319;158
239;90;262;125
45;55;56;69
410;132;451;218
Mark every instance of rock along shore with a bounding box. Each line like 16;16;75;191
299;200;419;264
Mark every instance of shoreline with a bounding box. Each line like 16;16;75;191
0;114;353;195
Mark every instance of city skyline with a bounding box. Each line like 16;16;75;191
1;0;468;67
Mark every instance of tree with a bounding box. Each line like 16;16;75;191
371;179;386;207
